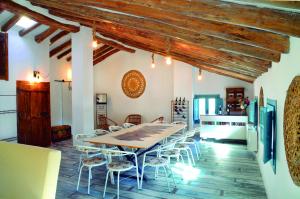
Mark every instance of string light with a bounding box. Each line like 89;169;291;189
92;21;98;49
165;38;172;65
151;53;155;68
198;68;202;80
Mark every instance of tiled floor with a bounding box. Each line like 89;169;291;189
52;139;267;199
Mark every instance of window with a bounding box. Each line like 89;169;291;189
193;95;223;123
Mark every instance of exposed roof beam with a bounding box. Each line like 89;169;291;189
66;56;71;62
57;48;71;59
29;1;281;62
112;0;300;37
94;48;120;65
50;30;69;45
50;39;71;57
93;45;114;59
0;0;79;32
35;27;56;43
96;36;135;53
1;14;20;32
19;23;41;37
72;0;289;53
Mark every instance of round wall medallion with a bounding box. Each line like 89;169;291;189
259;87;264;107
121;70;146;98
284;76;300;186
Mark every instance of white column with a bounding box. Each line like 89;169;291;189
71;26;94;134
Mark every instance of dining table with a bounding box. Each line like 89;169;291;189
86;123;186;180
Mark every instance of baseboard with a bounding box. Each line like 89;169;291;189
0;137;17;142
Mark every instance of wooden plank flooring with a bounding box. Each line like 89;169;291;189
52;140;267;199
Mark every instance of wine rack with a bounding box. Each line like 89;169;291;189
171;97;189;126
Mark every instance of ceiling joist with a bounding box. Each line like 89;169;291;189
35;27;56;43
19;23;41;37
1;14;20;32
96;36;135;54
50;30;69;45
57;48;71;59
93;48;120;65
50;39;71;57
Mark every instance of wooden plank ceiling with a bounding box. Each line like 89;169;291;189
2;0;300;82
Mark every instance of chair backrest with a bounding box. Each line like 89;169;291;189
109;125;123;132
97;115;118;130
122;122;136;128
74;133;97;146
124;114;142;125
151;116;165;123
94;129;110;136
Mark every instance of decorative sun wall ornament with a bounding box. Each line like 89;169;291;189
121;70;146;98
284;76;300;186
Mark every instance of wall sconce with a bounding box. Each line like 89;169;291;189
29;70;40;83
151;53;155;68
198;68;202;81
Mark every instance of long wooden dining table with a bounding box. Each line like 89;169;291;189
86;123;185;180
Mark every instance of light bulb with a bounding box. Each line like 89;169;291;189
165;56;172;65
151;63;155;68
198;74;202;80
92;40;98;48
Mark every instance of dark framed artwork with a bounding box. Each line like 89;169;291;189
0;32;8;81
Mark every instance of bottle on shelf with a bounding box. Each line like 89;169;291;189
179;108;183;112
182;97;185;105
182;115;186;119
175;97;178;105
178;97;182;105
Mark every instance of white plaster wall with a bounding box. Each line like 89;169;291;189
50;58;72;126
0;28;49;139
94;49;174;125
254;37;300;199
193;69;254;103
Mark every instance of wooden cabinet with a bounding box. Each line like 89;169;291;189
226;87;244;113
17;81;51;147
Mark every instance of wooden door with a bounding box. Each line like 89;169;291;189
17;81;51;147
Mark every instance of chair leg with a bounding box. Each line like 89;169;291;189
78;154;82;172
184;149;192;166
193;143;200;160
140;165;145;189
117;171;120;199
88;167;91;194
77;165;84;191
162;166;171;192
179;154;184;163
187;147;195;165
103;170;110;198
167;165;176;187
135;166;140;189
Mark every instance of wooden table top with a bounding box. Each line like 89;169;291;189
86;123;185;149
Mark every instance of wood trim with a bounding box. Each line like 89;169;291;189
57;48;71;59
93;45;113;59
34;27;56;43
96;36;135;53
50;39;71;57
93;48;120;65
1;14;20;32
0;33;8;81
50;30;69;45
0;0;79;32
19;23;41;37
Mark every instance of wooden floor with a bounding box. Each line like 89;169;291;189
52;139;267;199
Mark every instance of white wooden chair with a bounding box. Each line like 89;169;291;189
122;122;136;128
109;125;123;132
102;148;140;199
76;146;107;194
140;143;177;192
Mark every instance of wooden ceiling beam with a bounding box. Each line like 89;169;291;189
71;0;289;54
0;0;79;32
93;45;114;59
66;56;71;62
57;48;71;59
44;10;268;74
50;39;71;57
94;48;120;65
35;27;56;43
96;36;135;53
99;31;259;80
29;1;281;62
114;0;300;37
19;23;41;37
1;14;20;32
50;30;69;45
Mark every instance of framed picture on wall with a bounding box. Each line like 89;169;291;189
0;32;8;81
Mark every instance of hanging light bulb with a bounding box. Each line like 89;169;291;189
198;68;202;80
165;38;172;65
92;20;98;49
165;56;172;65
151;53;156;68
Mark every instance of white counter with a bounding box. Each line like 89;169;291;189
200;115;248;140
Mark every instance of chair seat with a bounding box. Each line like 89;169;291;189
108;160;134;171
175;143;189;148
160;149;180;157
82;156;106;166
186;137;195;142
76;146;101;153
145;157;168;166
